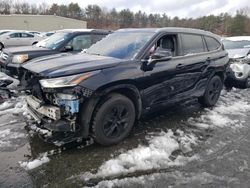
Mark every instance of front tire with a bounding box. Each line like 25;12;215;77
199;76;223;107
92;93;136;146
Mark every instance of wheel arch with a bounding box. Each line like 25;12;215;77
214;71;225;82
79;82;142;138
94;82;142;120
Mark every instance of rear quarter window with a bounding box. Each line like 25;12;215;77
181;34;205;55
204;36;221;51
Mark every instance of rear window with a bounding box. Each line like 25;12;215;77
205;36;221;51
21;33;34;38
181;34;205;55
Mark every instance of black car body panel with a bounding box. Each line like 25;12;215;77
23;27;228;145
23;53;125;77
0;29;111;78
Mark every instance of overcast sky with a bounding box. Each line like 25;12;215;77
23;0;249;18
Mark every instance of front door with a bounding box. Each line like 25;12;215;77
141;33;208;110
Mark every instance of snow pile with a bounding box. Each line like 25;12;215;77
82;129;198;181
29;124;52;138
0;72;19;88
188;91;250;129
94;171;238;188
19;153;50;170
0;97;27;116
0;128;26;148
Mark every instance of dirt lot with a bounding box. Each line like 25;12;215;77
0;83;250;187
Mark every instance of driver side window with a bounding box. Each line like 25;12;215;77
148;35;178;58
67;35;92;51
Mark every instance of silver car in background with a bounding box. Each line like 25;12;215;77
223;36;250;88
0;31;43;50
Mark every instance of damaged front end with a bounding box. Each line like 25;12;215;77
225;56;250;88
25;71;95;145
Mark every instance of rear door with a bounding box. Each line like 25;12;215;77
20;33;35;45
173;33;210;96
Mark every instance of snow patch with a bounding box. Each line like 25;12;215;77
0;128;26;148
19;153;50;170
0;97;27;116
188;91;250;129
82;129;198;181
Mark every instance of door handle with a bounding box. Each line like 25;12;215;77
176;64;185;69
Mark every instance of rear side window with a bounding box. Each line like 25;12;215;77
204;36;221;51
21;33;34;38
10;33;21;38
181;34;205;55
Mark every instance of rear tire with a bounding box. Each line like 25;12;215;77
92;93;135;146
199;75;223;107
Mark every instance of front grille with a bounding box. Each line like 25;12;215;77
0;51;9;61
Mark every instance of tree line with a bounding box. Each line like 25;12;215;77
0;0;250;36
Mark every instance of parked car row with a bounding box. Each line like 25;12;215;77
0;27;237;146
0;29;111;80
0;29;56;50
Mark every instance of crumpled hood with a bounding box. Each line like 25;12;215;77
23;53;123;78
3;46;51;55
227;48;250;59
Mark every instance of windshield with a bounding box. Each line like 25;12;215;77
0;31;9;36
36;32;71;50
86;31;155;59
222;39;250;49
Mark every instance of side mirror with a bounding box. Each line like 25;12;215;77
63;45;73;52
141;48;172;71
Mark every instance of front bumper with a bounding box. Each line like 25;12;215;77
26;95;78;132
26;95;61;121
225;63;250;88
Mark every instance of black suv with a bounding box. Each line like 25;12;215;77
0;29;110;79
23;28;228;146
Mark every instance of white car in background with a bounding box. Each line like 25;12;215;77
0;31;43;50
222;36;250;88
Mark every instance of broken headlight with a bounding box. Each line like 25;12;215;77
39;70;100;89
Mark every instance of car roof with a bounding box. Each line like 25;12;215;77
117;27;220;39
224;36;250;41
57;29;111;34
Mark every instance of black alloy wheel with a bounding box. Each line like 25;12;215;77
199;76;223;107
92;93;135;146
